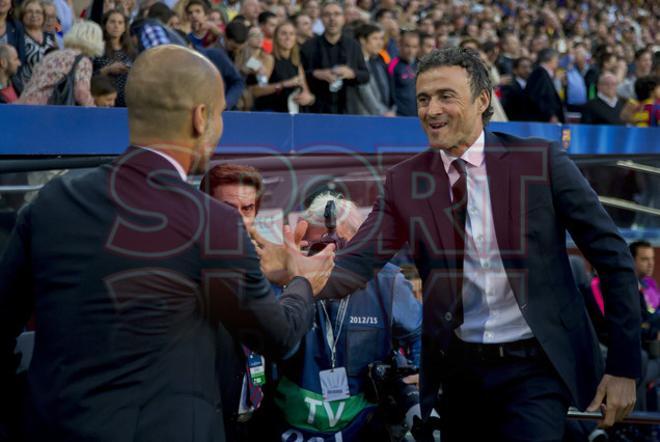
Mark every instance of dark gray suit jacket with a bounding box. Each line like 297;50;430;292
319;131;641;418
0;147;314;441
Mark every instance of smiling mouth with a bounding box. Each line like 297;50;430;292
429;121;447;130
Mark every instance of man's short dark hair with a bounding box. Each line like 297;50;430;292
400;29;420;41
419;32;433;43
417;47;494;125
354;22;381;41
148;2;176;24
630;240;653;259
373;8;393;22
91;75;117;96
537;48;556;64
258;11;276;25
512;56;532;70
200;163;264;212
186;0;209;14
634;76;658;101
225;20;249;44
321;0;342;13
634;48;651;61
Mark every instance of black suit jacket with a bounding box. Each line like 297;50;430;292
500;79;533;121
525;67;566;123
319;131;641;418
0;147;315;442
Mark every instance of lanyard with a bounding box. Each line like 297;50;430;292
320;296;350;369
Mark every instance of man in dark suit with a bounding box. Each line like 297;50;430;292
0;45;334;442
580;72;625;125
525;48;566;123
318;47;640;440
500;56;533;121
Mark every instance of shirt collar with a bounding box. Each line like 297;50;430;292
597;92;618;108
137;146;188;181
439;131;485;174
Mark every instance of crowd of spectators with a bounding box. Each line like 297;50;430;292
0;0;658;125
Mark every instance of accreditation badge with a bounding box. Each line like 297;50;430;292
319;367;350;402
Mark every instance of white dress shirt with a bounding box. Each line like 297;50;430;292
138;146;187;182
439;132;533;344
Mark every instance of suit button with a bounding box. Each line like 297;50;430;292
444;312;453;322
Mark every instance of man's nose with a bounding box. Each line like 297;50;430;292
427;97;444;115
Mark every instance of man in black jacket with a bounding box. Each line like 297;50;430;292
525;48;565;123
580;72;625;125
301;0;369;114
0;45;334;442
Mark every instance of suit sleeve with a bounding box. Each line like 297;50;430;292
319;170;406;299
215;49;245;110
391;272;422;367
0;205;34;438
548;142;641;379
203;210;314;360
344;40;369;86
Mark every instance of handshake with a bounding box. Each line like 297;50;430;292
247;220;335;295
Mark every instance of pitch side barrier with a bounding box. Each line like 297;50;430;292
0;106;658;157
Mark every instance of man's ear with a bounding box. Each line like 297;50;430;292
192;104;208;137
478;89;490;115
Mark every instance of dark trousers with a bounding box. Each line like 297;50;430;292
440;336;571;442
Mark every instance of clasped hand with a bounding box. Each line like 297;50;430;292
248;220;334;295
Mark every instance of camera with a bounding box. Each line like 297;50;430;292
307;200;346;256
365;351;420;427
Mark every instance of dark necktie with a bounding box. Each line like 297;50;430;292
242;346;263;410
450;158;468;322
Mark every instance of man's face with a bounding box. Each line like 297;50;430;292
213;184;258;227
321;4;344;37
187;4;207;31
420;36;435;58
94;92;117;107
261;16;277;39
295;14;313;39
303;0;319;19
514;59;532;80
400;34;420;63
43;4;57;33
419;18;434;35
636;52;652;77
242;0;260;21
598;75;618;99
416;66;488;151
361;31;383;56
2;46;21;76
503;35;520;55
635;247;655;278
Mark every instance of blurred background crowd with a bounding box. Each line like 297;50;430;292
0;0;658;124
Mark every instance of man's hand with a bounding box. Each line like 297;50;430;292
282;223;334;295
587;374;636;428
332;65;355;80
313;69;337;83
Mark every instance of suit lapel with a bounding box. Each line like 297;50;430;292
484;131;511;255
424;148;457;261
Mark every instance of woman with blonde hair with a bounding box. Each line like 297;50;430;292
17;20;104;105
252;21;314;112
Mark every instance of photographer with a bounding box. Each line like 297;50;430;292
258;192;422;442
